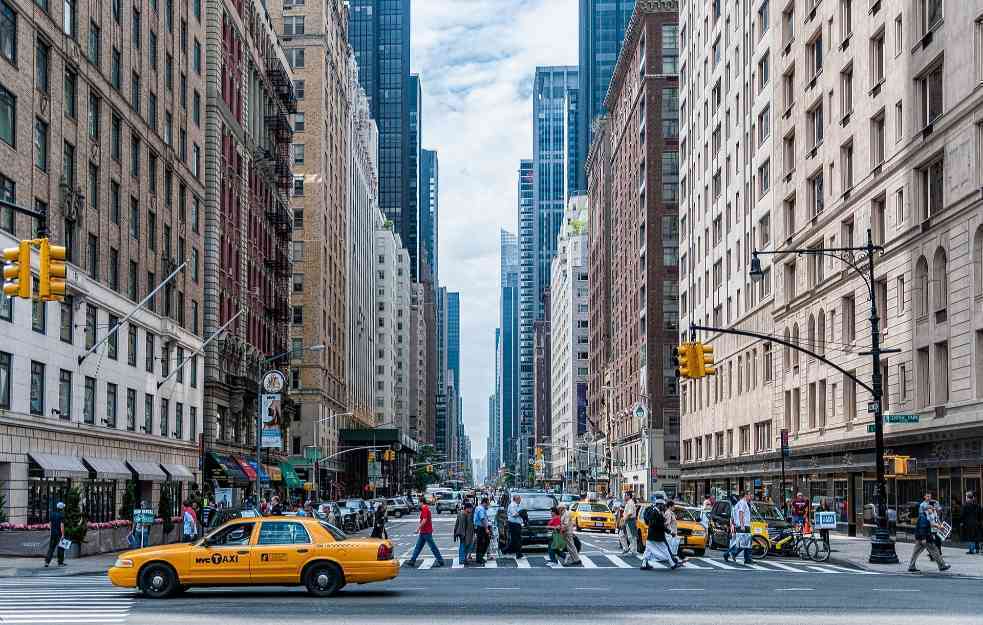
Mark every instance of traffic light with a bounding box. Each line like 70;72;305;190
367;451;376;461
383;449;395;461
2;241;30;299
39;239;67;301
696;342;716;377
676;343;698;379
426;464;433;473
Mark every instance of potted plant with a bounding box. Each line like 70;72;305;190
62;487;87;558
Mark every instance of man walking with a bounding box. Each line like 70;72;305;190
790;492;809;528
961;492;980;554
639;500;680;570
44;501;67;567
407;496;445;567
724;492;753;565
621;492;638;555
453;501;476;565
909;501;950;572
473;497;492;565
507;494;525;559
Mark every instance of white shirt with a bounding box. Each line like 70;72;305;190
507;502;523;524
732;499;751;529
623;499;637;519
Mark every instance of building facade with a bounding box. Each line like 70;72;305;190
532;295;551;482
679;0;983;532
586;116;613;438
0;0;206;522
550;197;590;483
420;149;439;285
586;1;680;500
498;228;520;473
577;0;637;194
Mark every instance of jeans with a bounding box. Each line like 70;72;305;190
507;522;524;557
909;537;947;570
44;536;64;565
409;532;445;565
624;518;637;552
727;532;753;563
457;540;473;563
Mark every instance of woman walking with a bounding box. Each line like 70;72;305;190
559;504;582;566
547;506;565;566
371;499;388;539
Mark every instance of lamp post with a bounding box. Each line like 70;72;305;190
750;228;898;564
255;343;325;499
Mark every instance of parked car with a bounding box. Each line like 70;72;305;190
706;499;791;549
386;497;410;517
435;491;462;514
343;499;372;529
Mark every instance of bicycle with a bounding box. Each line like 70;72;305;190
753;528;830;562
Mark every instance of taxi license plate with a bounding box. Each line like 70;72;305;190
594;522;603;527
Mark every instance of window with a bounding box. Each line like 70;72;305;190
192;90;201;125
258;521;311;545
293;80;305;100
192;144;200;178
111;113;121;160
62;0;76;38
757;104;770;145
662;23;678;72
871;112;885;167
32;283;45;333
145;332;154;373
809;102;824;148
34;118;48;171
935;341;949;404
132;9;140;47
36;38;51;93
842;293;856;342
758;53;770;92
0;85;14;147
83;303;96;349
83;376;95;424
782;67;795;111
143;393;153;433
106;313;118;358
840;141;854;191
160;398;168;437
0;351;10;409
870;29;885;86
809;171;824;216
875;278;888;329
808;34;823;77
0;1;15;64
758;159;770;197
192;39;201;74
86;232;98;279
917;157;944;219
59;300;72;343
283;16;304;36
127;324;137;366
88;19;100;66
921;0;942;35
287;48;304;68
58;369;71;419
105;382;117;427
900;362;908;402
292;143;304;165
30;361;44;415
840;65;853;117
126;388;136;431
64;69;77;118
918;63;943;127
294;112;305;132
933;247;948;318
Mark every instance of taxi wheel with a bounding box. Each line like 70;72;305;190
139;563;178;599
305;562;343;597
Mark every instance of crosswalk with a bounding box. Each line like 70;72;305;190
0;575;135;624
400;553;877;575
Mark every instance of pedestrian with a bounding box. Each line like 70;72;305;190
639;500;680;570
909;502;950;572
961;492;980;554
559;503;581;566
473;497;492;565
887;505;898;537
507;494;525;559
454;501;476;564
44;501;67;567
724;491;753;565
818;497;832;547
547;506;564;566
664;500;686;563
371;499;388;539
790;492;809;528
270;496;283;516
407;496;445;567
621;492;638;555
700;495;714;535
259;498;269;515
495;494;509;554
181;500;198;542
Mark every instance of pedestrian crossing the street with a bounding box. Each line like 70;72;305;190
0;575;135;624
399;553;879;575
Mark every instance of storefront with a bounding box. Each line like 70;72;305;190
278;460;304;500
205;452;250;505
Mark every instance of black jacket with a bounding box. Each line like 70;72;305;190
961;502;980;539
645;506;667;542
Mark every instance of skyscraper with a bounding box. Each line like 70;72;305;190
420;149;439;286
447;292;461;392
349;0;415;267
577;0;636;193
406;74;422;279
499;228;520;472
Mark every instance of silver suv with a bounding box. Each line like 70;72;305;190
435;491;461;514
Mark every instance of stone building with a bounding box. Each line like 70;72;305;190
586;0;680;500
678;0;983;532
0;0;206;523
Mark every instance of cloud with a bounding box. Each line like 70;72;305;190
412;0;578;465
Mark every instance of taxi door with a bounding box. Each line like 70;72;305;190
250;520;315;584
185;521;256;583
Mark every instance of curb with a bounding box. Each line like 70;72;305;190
826;554;982;579
0;569;108;579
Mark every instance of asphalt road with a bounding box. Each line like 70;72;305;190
12;511;982;625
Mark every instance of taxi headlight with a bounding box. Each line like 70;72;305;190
113;558;134;568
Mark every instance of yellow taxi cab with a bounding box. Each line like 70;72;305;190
569;501;617;533
635;504;708;556
108;514;398;598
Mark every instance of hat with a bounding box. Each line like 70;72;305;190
55;502;65;509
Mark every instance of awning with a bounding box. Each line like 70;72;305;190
208;452;248;482
263;464;282;481
279;461;303;489
125;460;168;481
82;456;132;480
235;457;257;481
162;463;195;482
248;461;269;483
28;453;89;479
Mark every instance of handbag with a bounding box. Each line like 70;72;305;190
58;538;72;550
549;530;565;551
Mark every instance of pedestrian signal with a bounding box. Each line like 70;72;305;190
2;241;30;299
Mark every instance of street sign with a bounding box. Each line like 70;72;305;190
632;403;648;421
867;424;876;433
780;429;790;457
885;414;919;424
133;508;155;525
304;446;321;462
814;511;838;530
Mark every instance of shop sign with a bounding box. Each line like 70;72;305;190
133;508;155;525
813;511;838;530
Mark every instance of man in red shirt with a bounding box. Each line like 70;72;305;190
791;492;809;528
406;496;446;567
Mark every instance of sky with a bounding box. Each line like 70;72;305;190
410;0;578;462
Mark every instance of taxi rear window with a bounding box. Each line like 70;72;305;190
318;521;348;541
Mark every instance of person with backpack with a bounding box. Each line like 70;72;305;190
546;506;565;566
909;501;950;572
639;501;680;570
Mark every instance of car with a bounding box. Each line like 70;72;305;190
706;499;791;550
634;504;708;556
342;499;371;529
317;502;357;533
511;492;558;546
386;497;410;517
557;493;580;506
434;491;461;514
569;501;617;533
108;515;398;598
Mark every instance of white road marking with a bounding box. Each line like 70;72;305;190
776;587;815;591
452;557;465;568
515;557;531;568
872;588;919;592
578;554;598;568
574;587;609;591
666;588;706;591
756;560;806;572
809;563;879;575
418;558;436;570
485;587;519;590
484;558;498;568
694;557;740;570
605;554;633;568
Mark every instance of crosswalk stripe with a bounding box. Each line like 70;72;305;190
738;562;771;571
452;557;465;568
679;557;711;569
605;554;632;568
757;560;806;572
515;557;531;568
808;564;877;575
806;565;841;574
578;555;598;568
694;557;740;569
418;558;436;570
484;558;498;568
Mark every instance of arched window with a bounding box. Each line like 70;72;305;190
933;246;947;314
975;226;983;297
915;256;929;317
792;323;800;368
807;314;816;359
783;327;791;370
817;309;826;355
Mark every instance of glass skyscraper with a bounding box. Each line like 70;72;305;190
499;229;520;472
577;0;636;192
420;149;439;283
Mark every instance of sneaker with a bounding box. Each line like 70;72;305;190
939;565;951;572
433;561;445;568
908;567;920;573
723;553;730;562
405;560;417;567
640;564;652;570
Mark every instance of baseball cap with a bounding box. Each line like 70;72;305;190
56;502;65;509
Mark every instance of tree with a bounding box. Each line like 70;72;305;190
118;480;136;522
63;486;88;543
158;485;174;537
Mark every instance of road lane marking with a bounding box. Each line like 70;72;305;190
694;557;739;569
418;558;436;570
484;558;498;568
605;554;633;568
809;563;879;575
578;554;598;568
515;557;531;568
485;587;519;590
452;557;465;568
574;587;609;591
666;588;706;591
776;588;815;591
872;589;919;592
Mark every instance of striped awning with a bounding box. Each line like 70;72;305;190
208;452;248;482
162;463;195;482
82;456;132;480
28;453;88;479
263;464;282;481
126;460;168;481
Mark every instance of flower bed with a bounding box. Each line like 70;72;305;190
0;517;185;557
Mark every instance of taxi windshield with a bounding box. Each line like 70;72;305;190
585;504;610;513
752;503;786;521
675;507;700;522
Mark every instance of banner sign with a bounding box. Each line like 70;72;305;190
261;393;283;449
813;511;838;530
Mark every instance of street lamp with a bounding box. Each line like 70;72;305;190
749;229;898;564
255;343;325;499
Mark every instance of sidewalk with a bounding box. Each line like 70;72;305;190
0;552;118;578
828;534;983;578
